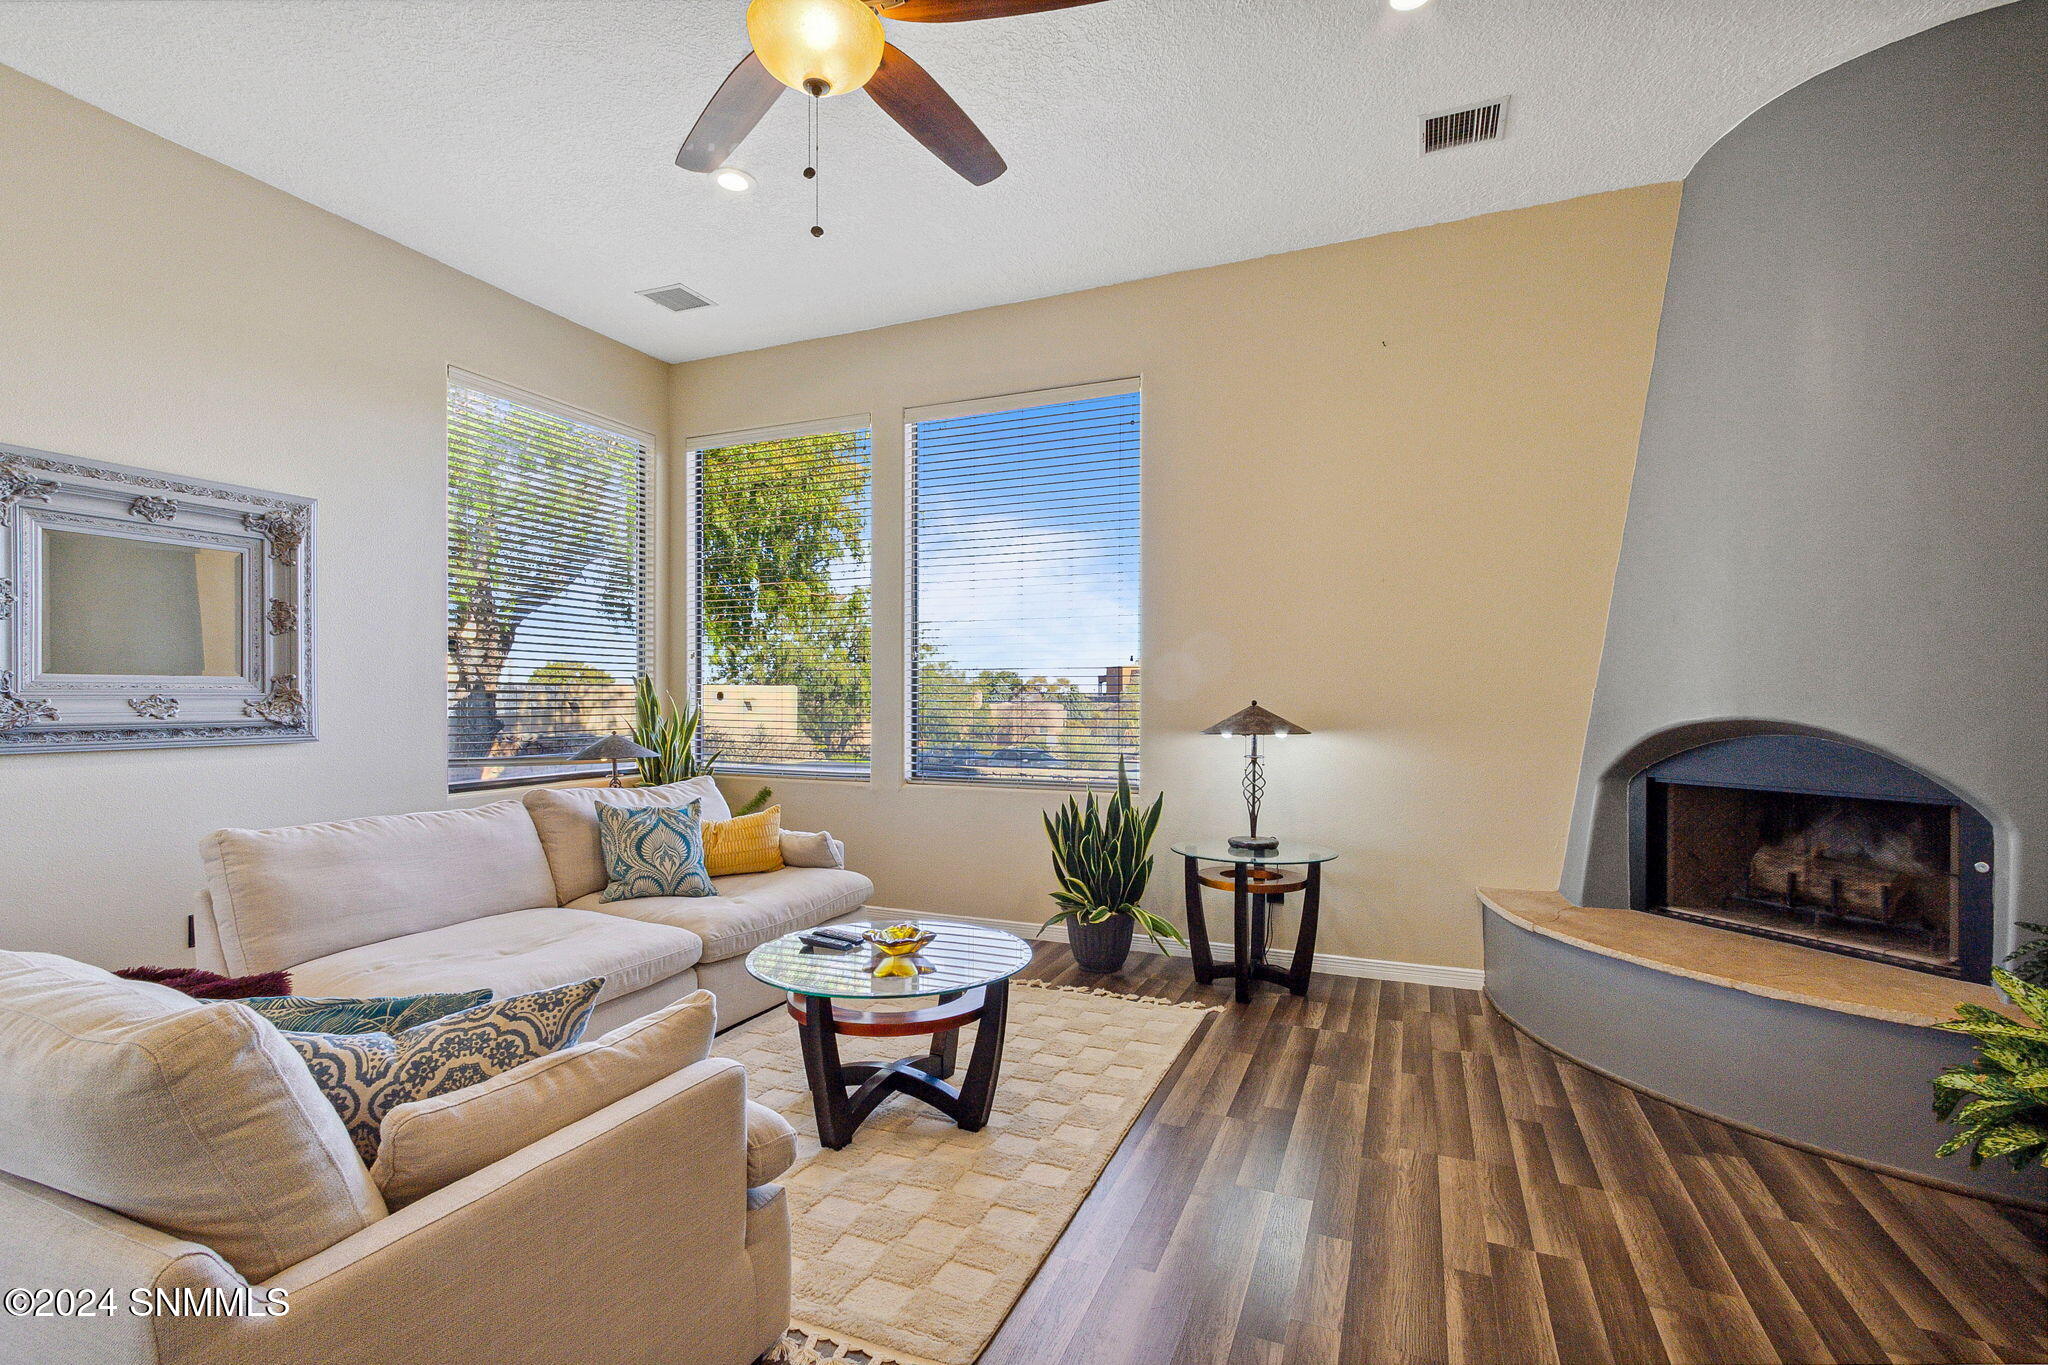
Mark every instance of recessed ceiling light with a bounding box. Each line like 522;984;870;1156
713;166;756;193
1390;0;1432;10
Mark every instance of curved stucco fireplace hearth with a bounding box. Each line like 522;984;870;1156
1486;0;2046;1207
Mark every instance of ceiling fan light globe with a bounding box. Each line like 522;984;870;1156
747;0;885;97
713;166;757;192
1388;0;1433;9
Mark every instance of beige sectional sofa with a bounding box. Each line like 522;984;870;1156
192;777;873;1035
0;951;791;1365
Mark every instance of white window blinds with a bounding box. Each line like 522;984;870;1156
447;377;650;789
908;383;1141;787
691;422;873;775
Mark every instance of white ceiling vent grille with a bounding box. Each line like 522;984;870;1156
1421;101;1506;154
637;283;715;312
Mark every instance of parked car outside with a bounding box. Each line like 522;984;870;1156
983;746;1062;769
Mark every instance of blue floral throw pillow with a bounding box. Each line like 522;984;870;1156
240;990;492;1036
281;977;603;1164
597;801;715;901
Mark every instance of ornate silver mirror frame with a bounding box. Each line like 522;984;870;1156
0;442;313;754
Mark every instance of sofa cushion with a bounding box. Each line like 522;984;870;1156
201;800;560;974
572;866;874;963
241;989;494;1036
597;802;715;902
282;978;604;1164
371;989;717;1206
704;806;784;877
524;778;731;904
0;951;383;1281
289;908;702;1005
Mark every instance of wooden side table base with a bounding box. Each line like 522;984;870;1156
1182;856;1324;1003
793;981;1011;1150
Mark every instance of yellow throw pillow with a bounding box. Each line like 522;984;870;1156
702;805;785;877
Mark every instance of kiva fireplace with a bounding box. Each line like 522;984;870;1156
1629;734;1994;983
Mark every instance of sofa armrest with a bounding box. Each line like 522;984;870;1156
779;829;845;868
187;1058;785;1365
0;1171;244;1365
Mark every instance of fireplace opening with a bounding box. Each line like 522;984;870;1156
1631;734;1993;982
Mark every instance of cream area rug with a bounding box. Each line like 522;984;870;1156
713;980;1214;1365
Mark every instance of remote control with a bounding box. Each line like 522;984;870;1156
810;927;865;947
798;931;857;951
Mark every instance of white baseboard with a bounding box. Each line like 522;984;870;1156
866;906;1485;992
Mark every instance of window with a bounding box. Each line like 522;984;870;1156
690;421;872;776
908;382;1141;787
447;375;650;789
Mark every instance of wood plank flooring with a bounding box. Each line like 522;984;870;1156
981;946;2048;1365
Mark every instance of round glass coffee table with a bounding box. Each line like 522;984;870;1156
745;919;1033;1149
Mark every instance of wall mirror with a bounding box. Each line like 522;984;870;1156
0;442;314;753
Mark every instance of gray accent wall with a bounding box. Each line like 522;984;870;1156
1559;0;2048;955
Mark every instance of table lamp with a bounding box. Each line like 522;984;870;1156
1201;701;1310;853
574;733;659;787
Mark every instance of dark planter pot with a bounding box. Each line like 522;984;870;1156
1067;914;1136;973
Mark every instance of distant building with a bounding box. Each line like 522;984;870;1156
701;683;807;762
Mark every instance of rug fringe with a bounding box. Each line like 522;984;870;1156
1012;977;1224;1012
772;1323;947;1365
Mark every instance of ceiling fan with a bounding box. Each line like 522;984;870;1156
677;0;1109;189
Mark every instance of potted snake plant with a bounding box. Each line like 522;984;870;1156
1042;759;1182;973
630;675;770;815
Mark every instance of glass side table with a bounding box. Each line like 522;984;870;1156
744;918;1033;1149
1169;840;1339;1002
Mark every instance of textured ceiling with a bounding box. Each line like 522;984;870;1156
0;0;2010;362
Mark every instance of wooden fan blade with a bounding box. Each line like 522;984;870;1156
676;52;783;172
883;0;1108;20
866;44;1007;185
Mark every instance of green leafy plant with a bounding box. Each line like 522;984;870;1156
1041;759;1183;953
2004;922;2048;990
630;675;770;815
1931;967;2048;1172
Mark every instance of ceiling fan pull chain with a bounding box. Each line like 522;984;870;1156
805;95;824;238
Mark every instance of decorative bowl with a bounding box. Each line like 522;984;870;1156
864;924;937;977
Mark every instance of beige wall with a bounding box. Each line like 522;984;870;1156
674;183;1680;970
0;66;668;967
0;54;1675;974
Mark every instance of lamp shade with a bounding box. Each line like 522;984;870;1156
746;0;885;97
573;733;659;763
1201;701;1310;738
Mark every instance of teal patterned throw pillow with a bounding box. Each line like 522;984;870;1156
240;990;491;1036
281;977;603;1164
597;801;715;902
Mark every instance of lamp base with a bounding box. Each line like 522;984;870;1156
1227;833;1280;853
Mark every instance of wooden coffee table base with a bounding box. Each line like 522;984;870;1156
790;979;1011;1150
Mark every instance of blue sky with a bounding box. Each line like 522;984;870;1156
912;391;1140;683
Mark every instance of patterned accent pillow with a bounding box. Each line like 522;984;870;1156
703;805;785;878
282;978;603;1164
241;990;492;1036
597;801;715;901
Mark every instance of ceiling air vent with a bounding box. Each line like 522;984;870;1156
1421;100;1505;154
637;283;715;313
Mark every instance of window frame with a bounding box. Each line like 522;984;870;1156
683;412;876;782
903;378;1143;792
445;367;662;793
